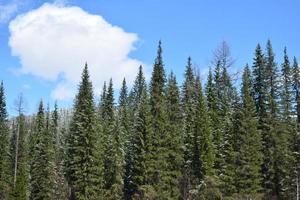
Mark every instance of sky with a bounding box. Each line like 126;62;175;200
0;0;300;115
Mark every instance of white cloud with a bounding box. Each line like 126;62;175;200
9;3;144;100
51;81;75;101
0;3;18;23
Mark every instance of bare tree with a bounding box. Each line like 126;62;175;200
12;93;27;189
212;40;235;69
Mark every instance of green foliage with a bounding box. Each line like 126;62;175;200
29;101;55;200
65;64;101;199
0;82;11;200
235;65;262;195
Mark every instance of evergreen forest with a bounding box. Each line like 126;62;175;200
0;40;300;200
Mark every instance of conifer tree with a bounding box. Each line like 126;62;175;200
146;41;172;197
265;40;279;120
0;82;11;199
51;102;68;200
29;101;54;200
102;79;124;199
65;64;100;200
205;68;221;171
123;66;147;199
130;83;151;198
119;78;130;153
181;57;197;183
164;72;183;199
275;48;294;198
292;57;300;186
252;43;276;196
194;75;214;176
235;65;262;197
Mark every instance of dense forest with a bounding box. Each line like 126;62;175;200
0;40;300;200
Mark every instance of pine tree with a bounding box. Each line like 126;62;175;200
0;81;11;199
275;47;294;198
292;57;300;198
119;78;130;154
29;101;54;200
194;75;214;176
235;65;262;197
130;83;151;198
163;72;183;199
205;68;221;172
146;41;171;198
52;102;68;200
102;79;124;199
181;57;197;183
65;64;101;200
252;43;276;196
123;66;147;200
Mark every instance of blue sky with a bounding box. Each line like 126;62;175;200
0;0;300;115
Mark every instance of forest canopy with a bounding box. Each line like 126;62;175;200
0;40;300;200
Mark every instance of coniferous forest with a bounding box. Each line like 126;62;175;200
1;40;300;200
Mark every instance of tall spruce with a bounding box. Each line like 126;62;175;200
146;41;170;197
123;66;147;199
52;102;68;200
29;101;54;200
252;43;276;196
292;56;300;199
235;65;262;197
164;72;183;199
0;82;11;199
102;79;124;199
181;57;197;182
205;68;221;172
275;47;294;198
119;78;130;153
65;64;100;200
194;75;214;176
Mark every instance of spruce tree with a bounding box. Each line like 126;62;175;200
51;102;68;200
205;68;221;172
181;57;197;184
102;79;124;199
29;101;54;200
123;66;147;199
146;41;172;198
275;48;294;198
235;65;262;197
0;82;11;199
164;72;183;199
118;78;130;154
252;43;276;196
130;84;151;198
65;64;100;200
194;75;214;176
292;57;300;196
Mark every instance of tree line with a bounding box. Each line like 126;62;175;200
0;40;300;200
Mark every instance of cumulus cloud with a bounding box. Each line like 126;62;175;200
9;3;144;100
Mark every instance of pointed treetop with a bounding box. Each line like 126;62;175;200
119;78;128;106
0;81;7;121
38;100;44;115
155;40;163;66
283;47;289;63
